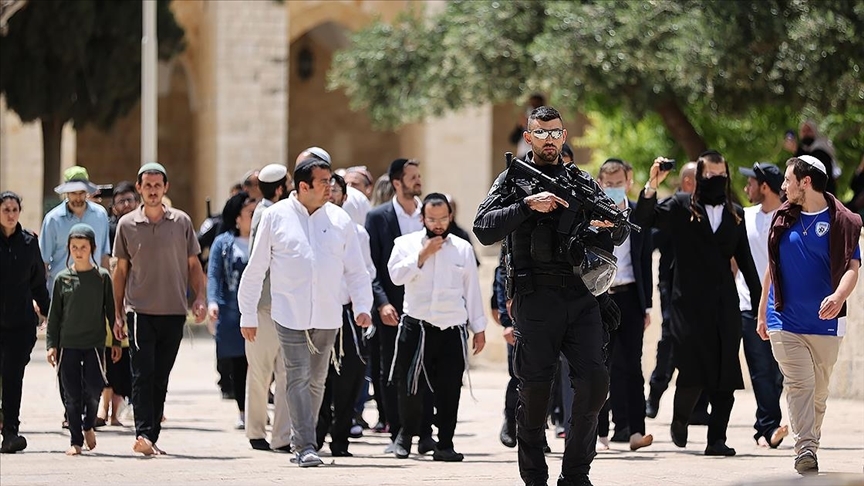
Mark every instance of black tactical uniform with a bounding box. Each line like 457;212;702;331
473;153;626;486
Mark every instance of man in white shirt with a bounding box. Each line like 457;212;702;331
237;158;373;467
316;173;376;457
736;162;787;448
387;193;486;462
244;163;293;453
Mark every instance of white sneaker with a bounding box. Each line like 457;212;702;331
384;441;396;454
235;413;246;430
297;449;323;467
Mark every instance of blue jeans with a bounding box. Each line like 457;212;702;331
276;325;338;453
740;310;784;442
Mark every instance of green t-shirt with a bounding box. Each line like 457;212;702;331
46;266;116;349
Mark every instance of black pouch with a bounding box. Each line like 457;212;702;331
513;269;535;296
530;220;556;262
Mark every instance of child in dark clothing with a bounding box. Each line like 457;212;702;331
46;223;119;456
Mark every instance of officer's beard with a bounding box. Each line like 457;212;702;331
533;145;560;163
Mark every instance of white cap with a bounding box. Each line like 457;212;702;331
258;164;288;183
305;146;331;164
798;155;826;175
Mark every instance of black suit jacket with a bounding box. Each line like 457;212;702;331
623;200;653;314
365;202;404;313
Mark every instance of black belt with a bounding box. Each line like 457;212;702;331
533;274;579;288
403;315;457;331
608;283;636;294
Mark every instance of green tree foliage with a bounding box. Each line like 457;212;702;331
331;0;863;164
0;0;184;202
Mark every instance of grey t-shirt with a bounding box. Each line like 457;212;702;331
250;199;273;308
114;206;200;316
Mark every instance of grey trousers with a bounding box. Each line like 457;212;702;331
275;325;338;453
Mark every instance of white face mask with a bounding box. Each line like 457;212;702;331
604;187;627;205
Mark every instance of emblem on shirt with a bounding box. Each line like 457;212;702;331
815;221;829;237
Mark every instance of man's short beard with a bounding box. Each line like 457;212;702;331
534;148;559;163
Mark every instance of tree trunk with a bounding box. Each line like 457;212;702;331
41;116;64;205
653;98;707;161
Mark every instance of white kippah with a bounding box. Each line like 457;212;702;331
258;164;288;183
797;155;826;175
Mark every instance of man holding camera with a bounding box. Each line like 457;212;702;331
474;106;627;486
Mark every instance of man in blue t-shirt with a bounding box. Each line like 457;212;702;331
758;155;862;476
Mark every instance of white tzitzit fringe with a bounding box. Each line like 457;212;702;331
458;325;477;402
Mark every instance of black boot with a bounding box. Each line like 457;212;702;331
500;420;517;448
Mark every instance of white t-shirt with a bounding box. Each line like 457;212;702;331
736;204;775;312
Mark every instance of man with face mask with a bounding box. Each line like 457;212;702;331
387;193;486;461
592;159;654;452
635;150;762;458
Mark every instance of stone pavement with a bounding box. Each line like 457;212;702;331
1;328;863;486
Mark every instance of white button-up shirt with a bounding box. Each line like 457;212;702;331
387;231;486;333
341;223;375;308
238;195;372;331
342;186;372;227
392;196;423;236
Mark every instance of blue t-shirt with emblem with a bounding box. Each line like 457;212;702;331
767;207;861;336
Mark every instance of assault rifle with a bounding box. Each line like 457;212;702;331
505;152;641;237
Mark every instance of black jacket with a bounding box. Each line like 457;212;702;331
623;200;653;315
634;191;761;391
365;202;405;313
0;224;50;330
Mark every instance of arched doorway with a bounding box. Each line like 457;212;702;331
288;21;400;179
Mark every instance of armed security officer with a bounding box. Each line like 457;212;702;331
474;106;628;486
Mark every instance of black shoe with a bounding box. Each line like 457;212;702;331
417;436;437;455
500;420;516;448
354;415;370;430
670;420;688;448
331;449;353;457
794;450;818;474
645;398;659;419
704;440;736;456
0;435;27;454
610;426;630;443
221;390;235;400
432;447;464;462
273;444;293;453
250;438;270;451
690;410;710;426
393;433;411;459
558;473;593;486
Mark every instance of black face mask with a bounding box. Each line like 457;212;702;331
426;226;450;240
697;176;727;205
800;136;815;146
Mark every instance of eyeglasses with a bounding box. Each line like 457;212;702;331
529;128;564;140
424;217;451;225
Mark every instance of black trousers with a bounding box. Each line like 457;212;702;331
59;348;106;447
395;317;465;451
504;342;518;423
606;286;647;436
673;385;735;444
128;313;185;443
379;320;434;442
367;329;386;424
105;347;132;398
512;286;608;484
318;305;369;452
648;286;675;402
229;356;247;413
0;326;36;438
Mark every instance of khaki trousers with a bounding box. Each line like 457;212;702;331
245;305;291;450
769;330;842;454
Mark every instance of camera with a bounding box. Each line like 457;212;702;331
96;184;114;199
659;159;676;172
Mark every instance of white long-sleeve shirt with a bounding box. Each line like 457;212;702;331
387;231;487;334
341;223;375;308
238;195;372;331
